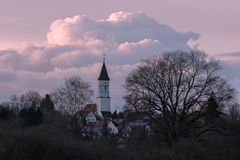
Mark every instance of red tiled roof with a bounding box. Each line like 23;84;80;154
83;104;97;113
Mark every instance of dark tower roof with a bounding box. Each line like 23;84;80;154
98;61;110;81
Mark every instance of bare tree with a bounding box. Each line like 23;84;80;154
10;91;42;109
228;102;240;121
51;76;93;115
124;50;236;141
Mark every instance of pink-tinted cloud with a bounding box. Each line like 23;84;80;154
0;11;203;109
117;39;161;53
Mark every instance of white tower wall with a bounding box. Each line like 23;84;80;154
97;80;111;112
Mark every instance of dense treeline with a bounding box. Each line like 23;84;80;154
0;110;240;160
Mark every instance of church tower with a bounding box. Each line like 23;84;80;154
97;57;111;116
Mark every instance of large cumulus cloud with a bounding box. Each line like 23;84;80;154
47;11;199;48
0;11;200;109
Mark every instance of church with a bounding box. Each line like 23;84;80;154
77;57;152;138
78;57;119;138
79;56;112;118
96;57;112;118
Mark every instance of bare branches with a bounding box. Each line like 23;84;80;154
51;75;93;115
10;91;42;109
124;50;236;140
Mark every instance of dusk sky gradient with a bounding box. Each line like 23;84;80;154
0;0;239;110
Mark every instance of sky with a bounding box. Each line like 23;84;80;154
0;0;239;111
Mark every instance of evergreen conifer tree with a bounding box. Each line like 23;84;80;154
112;110;118;119
40;94;55;112
205;95;221;123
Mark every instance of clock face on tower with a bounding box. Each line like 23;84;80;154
98;81;109;97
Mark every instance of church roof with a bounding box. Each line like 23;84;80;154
83;104;97;113
98;61;110;81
